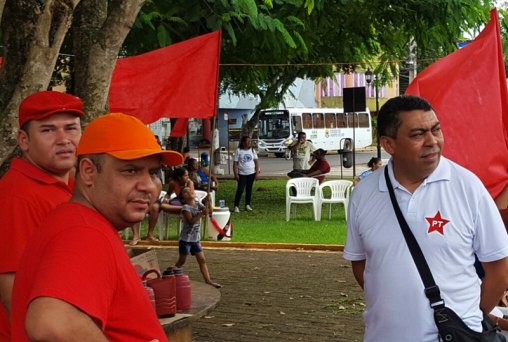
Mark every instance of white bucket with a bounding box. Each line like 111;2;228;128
207;207;231;241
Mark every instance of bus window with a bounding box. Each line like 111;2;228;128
337;113;346;128
347;113;358;128
292;116;302;133
302;113;312;129
313;113;324;129
257;110;290;139
358;113;370;128
325;113;336;128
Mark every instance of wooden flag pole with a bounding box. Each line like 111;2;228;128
203;116;218;240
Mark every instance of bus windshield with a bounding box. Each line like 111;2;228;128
258;110;291;139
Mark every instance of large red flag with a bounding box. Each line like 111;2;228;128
170;118;189;137
109;31;221;124
406;9;508;199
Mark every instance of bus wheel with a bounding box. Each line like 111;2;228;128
274;153;285;158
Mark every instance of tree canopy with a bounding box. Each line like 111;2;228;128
124;0;493;132
0;0;497;163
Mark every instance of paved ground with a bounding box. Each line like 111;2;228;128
154;247;365;342
211;146;388;179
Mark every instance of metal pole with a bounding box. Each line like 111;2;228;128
227;117;230;175
203;116;217;240
352;113;356;178
375;79;381;159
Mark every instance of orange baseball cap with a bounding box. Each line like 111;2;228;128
19;91;84;127
76;113;183;166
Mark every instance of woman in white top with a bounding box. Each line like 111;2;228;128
233;136;260;212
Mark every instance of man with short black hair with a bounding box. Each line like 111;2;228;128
0;91;84;340
344;95;508;341
290;132;316;170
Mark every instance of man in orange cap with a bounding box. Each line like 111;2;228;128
11;113;182;341
0;90;84;340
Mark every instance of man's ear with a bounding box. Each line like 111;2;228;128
380;136;395;155
17;130;29;152
77;158;98;186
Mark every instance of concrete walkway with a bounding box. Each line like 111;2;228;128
154;247;365;342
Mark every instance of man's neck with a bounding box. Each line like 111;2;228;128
21;156;70;184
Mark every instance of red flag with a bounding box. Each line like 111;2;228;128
109;31;221;124
406;9;508;199
170;118;189;137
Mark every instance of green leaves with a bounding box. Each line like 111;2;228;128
232;0;258;18
123;0;496;113
157;24;171;47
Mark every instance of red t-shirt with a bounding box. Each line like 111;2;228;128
11;203;167;341
309;159;331;184
0;158;74;341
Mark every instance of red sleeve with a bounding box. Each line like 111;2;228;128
28;228;117;329
0;197;39;273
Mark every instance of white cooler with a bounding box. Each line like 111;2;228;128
206;207;231;241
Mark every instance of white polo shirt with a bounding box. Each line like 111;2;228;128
344;157;508;342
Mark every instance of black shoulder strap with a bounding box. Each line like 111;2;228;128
384;167;445;308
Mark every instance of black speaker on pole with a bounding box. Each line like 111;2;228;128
343;87;366;113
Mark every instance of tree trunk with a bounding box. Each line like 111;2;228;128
0;0;6;28
73;0;144;121
0;0;79;166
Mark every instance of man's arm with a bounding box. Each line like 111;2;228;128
0;273;15;316
351;260;366;290
26;297;108;341
498;208;508;233
480;257;508;313
290;141;301;154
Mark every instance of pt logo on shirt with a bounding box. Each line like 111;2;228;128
425;211;450;235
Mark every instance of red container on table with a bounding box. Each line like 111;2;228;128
173;267;192;311
142;280;156;312
142;269;176;317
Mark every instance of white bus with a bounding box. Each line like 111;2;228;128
256;107;372;157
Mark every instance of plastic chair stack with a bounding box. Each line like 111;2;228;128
285;178;320;221
317;180;353;221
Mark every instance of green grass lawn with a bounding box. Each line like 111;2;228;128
131;178;346;245
132;178;350;245
218;179;348;245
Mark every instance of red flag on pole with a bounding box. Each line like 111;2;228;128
109;31;221;124
170;118;189;137
406;9;508;199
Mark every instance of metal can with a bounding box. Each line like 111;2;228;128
219;200;225;208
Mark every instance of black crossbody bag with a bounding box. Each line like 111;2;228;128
384;167;505;342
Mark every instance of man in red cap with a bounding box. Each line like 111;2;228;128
11;113;183;341
0;91;84;340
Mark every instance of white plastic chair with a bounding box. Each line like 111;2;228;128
194;190;208;203
317;180;353;221
158;190;208;239
156;191;173;240
286;178;320;221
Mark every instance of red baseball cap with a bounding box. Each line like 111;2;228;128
19;91;84;127
76;113;183;166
